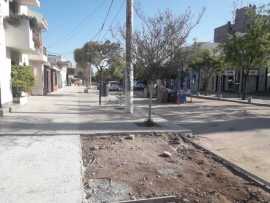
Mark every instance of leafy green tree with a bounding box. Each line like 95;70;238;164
74;48;91;88
190;47;223;95
74;40;122;105
222;5;270;99
164;47;195;90
107;55;125;81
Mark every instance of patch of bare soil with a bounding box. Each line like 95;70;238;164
81;134;270;203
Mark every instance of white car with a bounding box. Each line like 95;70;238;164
109;82;122;91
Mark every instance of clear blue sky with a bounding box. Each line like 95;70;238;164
36;0;266;62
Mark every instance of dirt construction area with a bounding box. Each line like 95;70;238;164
81;134;270;203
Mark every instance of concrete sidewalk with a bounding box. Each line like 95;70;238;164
149;97;270;183
0;135;82;203
0;87;189;135
196;130;270;183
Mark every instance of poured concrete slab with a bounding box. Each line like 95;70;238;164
0;135;82;203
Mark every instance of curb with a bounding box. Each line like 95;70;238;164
119;196;177;203
191;95;270;108
180;135;270;193
0;129;192;137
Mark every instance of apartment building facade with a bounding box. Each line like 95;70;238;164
214;5;270;94
0;0;48;107
28;9;48;96
0;0;13;106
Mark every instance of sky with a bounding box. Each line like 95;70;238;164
35;0;267;62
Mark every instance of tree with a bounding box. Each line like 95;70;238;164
74;48;91;88
165;47;194;91
94;56;125;83
74;40;122;105
190;47;224;95
134;9;204;125
107;55;125;82
222;5;270;100
11;65;34;97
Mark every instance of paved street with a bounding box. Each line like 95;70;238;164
142;98;270;182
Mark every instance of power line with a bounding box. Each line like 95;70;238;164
98;0;125;41
47;0;107;49
50;0;115;58
100;0;114;31
133;3;150;29
88;0;115;42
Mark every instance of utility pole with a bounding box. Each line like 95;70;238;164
0;85;3;117
0;85;2;109
125;0;134;114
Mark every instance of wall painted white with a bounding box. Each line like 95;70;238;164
5;18;35;52
0;0;46;105
0;1;12;105
21;53;30;66
0;17;12;105
0;56;13;105
0;0;13;105
0;0;9;17
60;67;67;88
48;55;69;89
19;5;28;15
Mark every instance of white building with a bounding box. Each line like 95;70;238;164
48;54;71;90
28;9;48;96
0;0;47;106
0;0;13;106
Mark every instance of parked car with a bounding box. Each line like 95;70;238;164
134;81;145;91
109;81;122;91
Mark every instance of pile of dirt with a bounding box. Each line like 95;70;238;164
81;134;270;203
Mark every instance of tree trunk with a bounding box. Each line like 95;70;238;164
217;74;222;97
265;68;268;93
147;81;153;122
202;78;210;95
198;68;201;93
89;65;92;89
84;65;90;88
242;73;248;100
240;67;245;99
99;70;102;106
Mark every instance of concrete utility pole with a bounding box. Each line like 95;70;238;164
0;85;3;117
125;0;134;114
